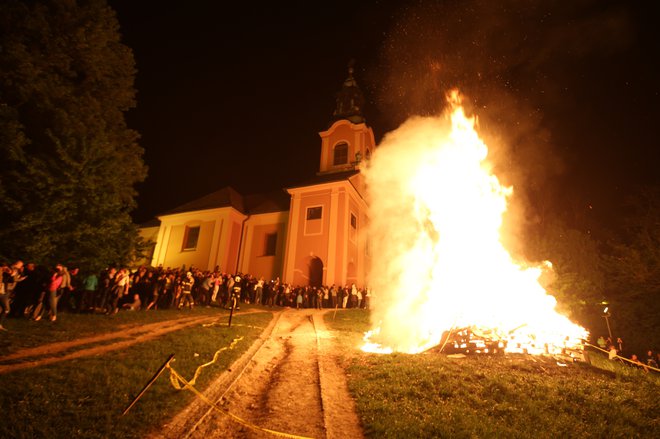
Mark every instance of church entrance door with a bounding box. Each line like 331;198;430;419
309;257;323;287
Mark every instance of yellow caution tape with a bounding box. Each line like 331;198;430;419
585;343;660;373
202;322;265;330
169;337;243;389
166;365;313;439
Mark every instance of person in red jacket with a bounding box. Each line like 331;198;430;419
41;264;64;322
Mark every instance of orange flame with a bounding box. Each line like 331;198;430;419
363;90;587;355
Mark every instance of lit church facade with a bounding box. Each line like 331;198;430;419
143;67;375;288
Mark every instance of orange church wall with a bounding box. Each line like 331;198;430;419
225;219;242;275
153;207;248;272
162;220;215;270
345;196;361;286
245;222;287;280
332;122;354;138
346;238;359;286
331;190;347;286
290;190;332;286
285;181;371;288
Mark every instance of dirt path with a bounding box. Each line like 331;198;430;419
0;312;259;375
158;308;363;439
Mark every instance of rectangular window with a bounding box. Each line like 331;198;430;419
306;206;323;220
349;212;357;243
183;226;200;251
264;232;277;256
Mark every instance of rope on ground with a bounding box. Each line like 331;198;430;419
202;322;265;330
166;365;313;439
585;343;660;373
169;337;243;389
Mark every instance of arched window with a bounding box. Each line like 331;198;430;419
333;142;348;166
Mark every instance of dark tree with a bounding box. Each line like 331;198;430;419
602;186;660;354
0;0;146;271
526;219;605;332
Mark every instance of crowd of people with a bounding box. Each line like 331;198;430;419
2;259;656;375
596;335;659;372
0;260;371;330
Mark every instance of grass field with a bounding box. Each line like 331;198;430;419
1;308;657;438
326;309;660;438
0;307;273;439
0;307;223;356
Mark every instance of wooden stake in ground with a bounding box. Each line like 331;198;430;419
228;301;236;328
122;353;175;415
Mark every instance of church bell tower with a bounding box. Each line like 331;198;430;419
318;62;376;175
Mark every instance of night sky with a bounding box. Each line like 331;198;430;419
108;1;659;230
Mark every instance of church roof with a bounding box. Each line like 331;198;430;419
160;187;245;216
286;170;360;190
159;187;289;217
244;190;291;214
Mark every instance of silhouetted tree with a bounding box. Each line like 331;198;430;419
0;0;146;271
602;186;660;353
526;219;605;331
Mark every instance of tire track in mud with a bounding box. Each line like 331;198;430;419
0;311;264;375
165;309;363;439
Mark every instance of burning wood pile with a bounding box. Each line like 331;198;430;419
438;326;585;362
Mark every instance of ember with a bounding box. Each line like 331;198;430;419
362;90;587;355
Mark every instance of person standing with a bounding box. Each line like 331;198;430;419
3;261;25;318
230;275;242;310
210;272;221;304
199;271;211;307
58;266;72;312
145;272;162;310
10;262;40;318
43;264;64;322
254;277;264;305
179;272;194;309
617;337;624;354
97;267;116;313
81;272;99;313
0;264;10;330
68;267;81;312
107;268;129;315
316;287;323;309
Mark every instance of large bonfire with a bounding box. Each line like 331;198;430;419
362;91;587;355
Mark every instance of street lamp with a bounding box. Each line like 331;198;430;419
602;306;613;342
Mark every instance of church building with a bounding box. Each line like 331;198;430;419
144;66;375;288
